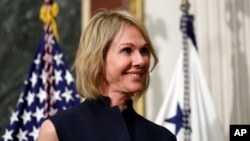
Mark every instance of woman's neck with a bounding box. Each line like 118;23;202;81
100;81;132;111
101;90;131;111
108;93;129;111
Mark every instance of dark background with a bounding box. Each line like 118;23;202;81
0;0;81;135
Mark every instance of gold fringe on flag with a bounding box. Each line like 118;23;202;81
39;1;60;41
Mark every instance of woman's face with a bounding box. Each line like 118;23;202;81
103;25;150;95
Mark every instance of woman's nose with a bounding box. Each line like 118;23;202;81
132;51;148;67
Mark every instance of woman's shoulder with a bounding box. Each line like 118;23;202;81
37;119;58;141
49;99;90;120
48;98;105;124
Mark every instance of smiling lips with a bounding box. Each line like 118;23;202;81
124;71;145;80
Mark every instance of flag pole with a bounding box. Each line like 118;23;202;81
180;0;192;140
39;0;60;117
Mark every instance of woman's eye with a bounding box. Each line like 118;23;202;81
122;48;132;54
141;47;149;55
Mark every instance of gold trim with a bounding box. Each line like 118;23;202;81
82;0;91;30
129;0;143;20
182;0;188;4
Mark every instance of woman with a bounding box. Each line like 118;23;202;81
37;9;176;141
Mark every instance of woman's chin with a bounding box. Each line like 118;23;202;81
127;85;143;93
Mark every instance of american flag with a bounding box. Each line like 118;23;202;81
1;7;81;140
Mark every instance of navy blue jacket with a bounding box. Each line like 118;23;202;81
49;97;176;141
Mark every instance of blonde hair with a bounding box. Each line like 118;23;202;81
73;9;158;100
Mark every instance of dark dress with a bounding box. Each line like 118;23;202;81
49;96;176;141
